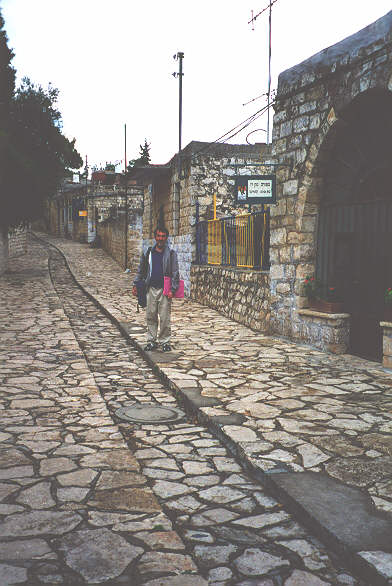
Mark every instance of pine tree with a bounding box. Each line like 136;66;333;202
138;139;151;165
127;139;151;172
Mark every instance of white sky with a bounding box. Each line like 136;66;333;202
1;1;391;170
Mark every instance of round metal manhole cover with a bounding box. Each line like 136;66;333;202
115;404;185;424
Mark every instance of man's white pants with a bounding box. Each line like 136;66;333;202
146;287;171;345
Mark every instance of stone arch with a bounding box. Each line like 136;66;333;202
294;87;392;303
295;87;392;358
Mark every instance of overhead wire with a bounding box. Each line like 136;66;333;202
192;0;280;160
191;97;276;160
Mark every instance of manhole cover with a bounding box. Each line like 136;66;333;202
115;404;185;424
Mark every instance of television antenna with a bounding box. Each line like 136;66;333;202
249;0;279;144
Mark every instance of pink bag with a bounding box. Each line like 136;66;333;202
163;276;184;298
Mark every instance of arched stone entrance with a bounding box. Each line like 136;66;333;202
316;90;392;360
270;10;392;357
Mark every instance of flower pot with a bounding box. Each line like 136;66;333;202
384;305;392;322
309;298;344;313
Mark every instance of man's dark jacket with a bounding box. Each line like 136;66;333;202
133;243;180;303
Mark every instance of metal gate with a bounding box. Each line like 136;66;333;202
316;90;392;361
317;198;392;361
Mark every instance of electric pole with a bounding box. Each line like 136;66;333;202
173;52;184;174
124;123;128;270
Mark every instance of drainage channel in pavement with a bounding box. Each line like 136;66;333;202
46;242;366;586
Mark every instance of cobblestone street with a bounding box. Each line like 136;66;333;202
0;235;391;585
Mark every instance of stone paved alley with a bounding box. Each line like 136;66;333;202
0;234;391;585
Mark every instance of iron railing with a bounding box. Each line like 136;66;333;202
196;210;270;270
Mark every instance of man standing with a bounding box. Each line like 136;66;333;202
132;227;179;352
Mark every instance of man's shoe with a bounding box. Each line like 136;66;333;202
161;343;172;352
144;342;157;351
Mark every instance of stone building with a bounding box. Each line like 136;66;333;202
47;175;144;274
130;140;270;295
43;11;392;367
270;10;392;364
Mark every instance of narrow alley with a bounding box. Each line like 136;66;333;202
0;236;379;584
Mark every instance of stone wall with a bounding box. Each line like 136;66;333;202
269;11;392;352
0;227;28;275
73;217;88;243
0;230;8;275
92;185;144;272
381;321;392;369
186;143;270;225
98;217;126;267
47;183;144;273
297;309;350;354
8;227;28;258
138;142;271;296
191;265;270;331
170;234;192;295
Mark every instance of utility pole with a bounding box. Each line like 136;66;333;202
124;123;128;270
84;155;88;196
173;52;184;175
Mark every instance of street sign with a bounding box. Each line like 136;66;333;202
235;175;276;205
78;210;87;217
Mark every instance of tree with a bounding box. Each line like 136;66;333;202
0;11;16;269
127;138;151;172
0;11;15;114
0;11;15;229
1;78;82;229
138;139;151;165
0;9;82;232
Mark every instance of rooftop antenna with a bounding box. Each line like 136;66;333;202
249;0;278;145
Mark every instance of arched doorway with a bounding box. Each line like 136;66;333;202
316;90;392;361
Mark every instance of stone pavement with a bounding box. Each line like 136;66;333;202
0;233;390;585
35;231;392;585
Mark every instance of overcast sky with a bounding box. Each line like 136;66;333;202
2;1;391;170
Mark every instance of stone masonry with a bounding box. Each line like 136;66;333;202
191;265;270;332
136;142;271;296
270;10;392;352
48;182;144;274
8;226;28;259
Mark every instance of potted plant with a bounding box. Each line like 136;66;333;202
384;287;392;321
303;276;344;313
303;276;322;302
321;284;344;313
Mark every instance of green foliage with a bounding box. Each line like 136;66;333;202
303;276;322;300
138;138;151;165
385;287;392;305
127;138;151;172
0;10;82;230
0;12;15;109
303;276;341;302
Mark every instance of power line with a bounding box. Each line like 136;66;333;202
243;91;268;107
191;98;276;160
